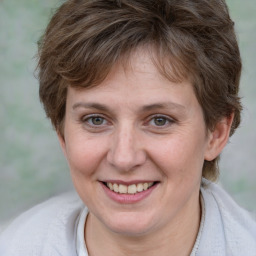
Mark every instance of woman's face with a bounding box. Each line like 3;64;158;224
59;50;216;236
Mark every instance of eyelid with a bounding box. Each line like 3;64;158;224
82;113;105;120
81;114;110;127
146;114;175;127
80;113;175;129
149;114;175;121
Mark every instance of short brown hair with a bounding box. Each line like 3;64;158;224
37;0;242;181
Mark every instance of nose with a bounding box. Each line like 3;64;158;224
107;125;146;172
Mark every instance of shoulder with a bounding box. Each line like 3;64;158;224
199;179;256;256
0;191;85;256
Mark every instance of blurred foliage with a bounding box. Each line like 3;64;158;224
0;0;73;223
0;0;255;227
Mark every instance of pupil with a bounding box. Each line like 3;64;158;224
92;117;103;125
154;117;166;126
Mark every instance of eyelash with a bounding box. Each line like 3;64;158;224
81;114;109;128
81;113;175;129
146;115;175;128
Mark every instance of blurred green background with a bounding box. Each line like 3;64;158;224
0;0;255;230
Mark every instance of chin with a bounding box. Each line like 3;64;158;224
103;212;157;236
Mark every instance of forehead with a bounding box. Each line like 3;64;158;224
66;48;199;114
118;46;191;84
73;46;190;92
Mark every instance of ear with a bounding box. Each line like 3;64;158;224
204;113;234;161
57;131;67;158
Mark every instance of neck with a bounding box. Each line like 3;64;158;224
85;195;201;256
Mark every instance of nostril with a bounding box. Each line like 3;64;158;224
107;150;138;171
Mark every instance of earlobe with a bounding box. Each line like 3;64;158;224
57;131;67;157
204;113;234;161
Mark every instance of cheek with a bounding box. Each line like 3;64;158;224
64;136;107;202
64;134;106;178
150;134;206;177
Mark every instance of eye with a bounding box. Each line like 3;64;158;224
82;115;108;127
152;117;168;126
147;115;174;128
88;116;105;126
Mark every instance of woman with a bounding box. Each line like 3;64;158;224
0;0;255;255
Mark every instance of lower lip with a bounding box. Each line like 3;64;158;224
101;182;158;204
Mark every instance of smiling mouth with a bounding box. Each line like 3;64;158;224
103;182;158;194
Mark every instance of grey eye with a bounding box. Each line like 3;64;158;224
89;117;105;125
153;117;167;126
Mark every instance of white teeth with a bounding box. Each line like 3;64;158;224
119;184;128;194
113;183;119;193
137;183;144;192
143;183;149;190
106;182;155;194
107;183;113;191
128;184;137;194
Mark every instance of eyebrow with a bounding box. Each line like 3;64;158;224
72;102;186;113
72;102;110;111
141;102;185;112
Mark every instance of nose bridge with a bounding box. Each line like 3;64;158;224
107;122;145;171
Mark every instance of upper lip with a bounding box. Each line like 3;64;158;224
100;180;158;185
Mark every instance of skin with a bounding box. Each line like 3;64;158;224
58;49;233;256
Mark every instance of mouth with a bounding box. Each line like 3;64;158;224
102;181;159;195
